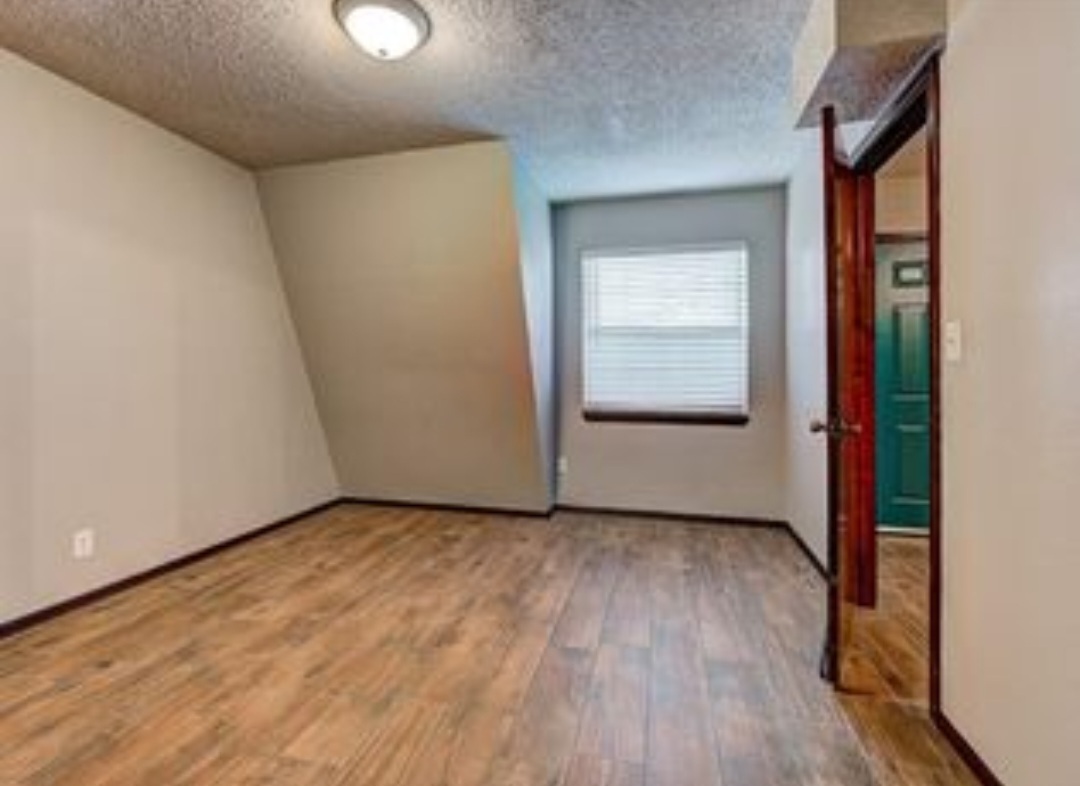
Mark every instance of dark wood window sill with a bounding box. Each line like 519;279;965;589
582;410;750;427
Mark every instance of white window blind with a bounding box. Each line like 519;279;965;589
581;245;749;417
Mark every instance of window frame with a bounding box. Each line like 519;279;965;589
578;242;752;427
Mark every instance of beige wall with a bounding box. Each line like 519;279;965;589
784;132;830;561
877;175;928;235
0;51;338;625
258;142;551;512
941;2;1080;783
554;189;788;520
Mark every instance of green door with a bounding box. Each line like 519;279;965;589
875;240;931;531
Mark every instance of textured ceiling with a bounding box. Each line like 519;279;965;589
0;0;812;199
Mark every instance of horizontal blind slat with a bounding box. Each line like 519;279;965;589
582;246;749;415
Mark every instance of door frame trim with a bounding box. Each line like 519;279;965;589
824;57;943;714
820;104;842;683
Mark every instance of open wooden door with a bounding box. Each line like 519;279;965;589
819;106;877;684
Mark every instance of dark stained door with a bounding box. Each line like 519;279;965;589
820;107;878;681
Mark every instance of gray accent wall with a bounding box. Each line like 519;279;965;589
553;189;788;520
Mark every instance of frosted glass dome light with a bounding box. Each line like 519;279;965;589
336;0;431;61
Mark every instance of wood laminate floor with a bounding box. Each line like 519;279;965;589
0;506;975;785
844;537;931;704
837;536;976;785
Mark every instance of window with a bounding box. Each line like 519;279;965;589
581;245;749;423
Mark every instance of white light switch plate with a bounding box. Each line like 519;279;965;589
945;320;963;363
73;529;95;560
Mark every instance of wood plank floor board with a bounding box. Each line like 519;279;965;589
484;643;594;786
562;755;645;786
0;505;977;785
552;552;620;652
574;644;648;767
646;542;723;786
838;537;982;786
439;705;516;786
600;551;653;650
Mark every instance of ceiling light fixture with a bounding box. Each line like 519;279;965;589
335;0;431;62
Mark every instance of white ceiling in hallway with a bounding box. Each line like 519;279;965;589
0;0;812;199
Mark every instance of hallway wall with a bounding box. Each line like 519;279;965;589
941;2;1080;783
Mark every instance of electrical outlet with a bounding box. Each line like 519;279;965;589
557;456;569;477
73;529;95;560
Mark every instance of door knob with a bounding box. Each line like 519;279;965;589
809;417;862;438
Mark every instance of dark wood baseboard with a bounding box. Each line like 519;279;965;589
555;503;786;529
339;496;555;519
933;710;1004;786
0;497;341;642
783;523;829;580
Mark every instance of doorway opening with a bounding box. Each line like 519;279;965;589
848;128;933;703
820;58;944;717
